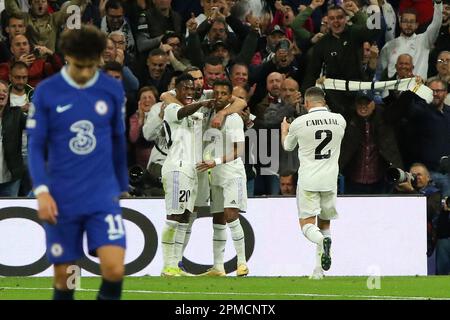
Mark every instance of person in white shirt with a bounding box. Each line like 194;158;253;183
281;87;346;279
158;67;246;274
159;74;213;277
197;79;249;277
174;66;214;273
378;1;443;80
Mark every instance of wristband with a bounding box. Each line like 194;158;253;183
34;185;49;196
214;157;222;165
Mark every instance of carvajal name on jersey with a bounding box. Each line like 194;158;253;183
306;118;340;126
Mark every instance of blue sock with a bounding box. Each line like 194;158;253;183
53;287;74;300
97;278;123;300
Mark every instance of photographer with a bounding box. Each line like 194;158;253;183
394;163;442;274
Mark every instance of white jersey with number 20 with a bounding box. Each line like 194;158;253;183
284;106;346;191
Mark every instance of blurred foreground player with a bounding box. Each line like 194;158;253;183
27;25;129;299
281;87;346;279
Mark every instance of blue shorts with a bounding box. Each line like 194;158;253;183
44;211;127;264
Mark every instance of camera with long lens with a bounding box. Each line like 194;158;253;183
443;196;450;208
128;165;146;197
386;167;417;186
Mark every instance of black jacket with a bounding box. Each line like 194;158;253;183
339;105;403;172
1;104;27;181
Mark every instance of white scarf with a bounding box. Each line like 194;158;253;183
315;78;433;103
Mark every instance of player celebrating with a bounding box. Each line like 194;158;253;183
161;68;248;274
27;26;129;300
197;79;249;277
176;67;214;273
281;87;346;279
159;73;214;277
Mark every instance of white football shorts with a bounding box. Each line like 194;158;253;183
210;176;247;214
162;171;198;215
194;170;210;207
296;185;339;220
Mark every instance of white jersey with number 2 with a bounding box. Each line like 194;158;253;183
284;106;346;191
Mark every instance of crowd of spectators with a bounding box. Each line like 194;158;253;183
0;0;448;272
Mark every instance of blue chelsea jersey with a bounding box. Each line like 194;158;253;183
27;68;128;216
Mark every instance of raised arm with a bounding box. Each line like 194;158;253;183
423;2;443;49
281;117;298;151
176;100;213;119
5;0;23;16
290;0;324;42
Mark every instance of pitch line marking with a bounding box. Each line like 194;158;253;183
0;287;448;300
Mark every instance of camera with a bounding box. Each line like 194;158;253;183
129;165;144;185
128;165;146;197
32;48;40;57
442;196;450;208
386;167;417;185
128;164;164;197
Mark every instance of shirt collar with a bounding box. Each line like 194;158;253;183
308;106;329;113
61;66;99;89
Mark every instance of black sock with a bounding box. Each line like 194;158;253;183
97;278;123;300
53;287;75;300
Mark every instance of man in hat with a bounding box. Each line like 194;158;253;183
261;24;288;63
339;90;403;194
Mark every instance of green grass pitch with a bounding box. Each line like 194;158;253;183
0;276;449;300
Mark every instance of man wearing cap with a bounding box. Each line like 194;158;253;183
339;91;403;194
260;24;288;64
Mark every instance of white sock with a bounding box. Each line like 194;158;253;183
302;223;324;245
182;212;197;255
174;222;189;266
161;220;178;268
213;223;227;272
228;219;246;265
315;244;323;271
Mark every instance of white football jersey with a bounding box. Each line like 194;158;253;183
284;106;346;191
161;103;204;178
207;108;246;185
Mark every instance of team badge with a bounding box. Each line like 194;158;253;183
95;100;108;115
51;243;63;257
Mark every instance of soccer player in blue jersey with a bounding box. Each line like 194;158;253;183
26;25;129;300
